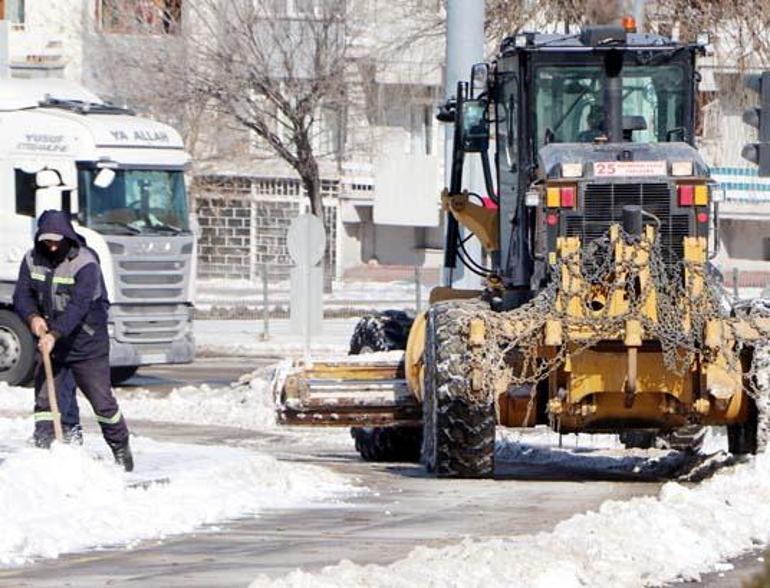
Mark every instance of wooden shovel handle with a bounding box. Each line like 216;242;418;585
41;347;63;443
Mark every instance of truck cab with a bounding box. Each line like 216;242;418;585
0;79;195;385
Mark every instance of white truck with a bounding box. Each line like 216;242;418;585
0;78;195;385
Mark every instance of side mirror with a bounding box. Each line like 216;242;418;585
35;187;63;219
460;99;489;152
470;63;489;99
35;169;61;188
94;168;116;189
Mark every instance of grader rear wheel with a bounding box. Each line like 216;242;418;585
348;310;420;463
422;300;495;478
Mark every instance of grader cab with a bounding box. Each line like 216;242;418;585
277;24;770;478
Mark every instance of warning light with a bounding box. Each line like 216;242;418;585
622;16;637;33
546;213;559;226
697;212;708;223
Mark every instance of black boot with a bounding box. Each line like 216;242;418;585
63;424;84;446
32;432;53;449
110;440;134;472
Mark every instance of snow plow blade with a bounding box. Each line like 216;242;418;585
276;353;421;426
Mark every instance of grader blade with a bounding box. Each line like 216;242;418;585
276;352;421;426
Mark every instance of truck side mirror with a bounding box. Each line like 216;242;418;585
94;168;116;189
35;169;61;188
35;187;63;219
460;99;489;152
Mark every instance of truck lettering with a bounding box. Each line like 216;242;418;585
134;130;169;143
110;130;130;141
16;133;68;153
109;129;170;143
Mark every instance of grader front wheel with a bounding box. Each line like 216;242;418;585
422;300;495;478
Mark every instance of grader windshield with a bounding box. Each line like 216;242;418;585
534;64;688;148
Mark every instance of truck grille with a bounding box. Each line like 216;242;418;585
566;182;690;262
111;303;190;344
116;259;187;301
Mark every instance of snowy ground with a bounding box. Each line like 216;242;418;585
194;318;356;358
258;450;770;588
195;278;430;313
3;312;770;586
0;368;359;569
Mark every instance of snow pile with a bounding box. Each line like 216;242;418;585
195;278;428;311
195;319;354;358
258;453;770;587
0;419;355;567
116;369;279;430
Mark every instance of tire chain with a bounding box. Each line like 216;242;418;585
463;228;770;442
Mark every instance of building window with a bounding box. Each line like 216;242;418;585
15;169;35;218
1;0;25;23
410;104;433;156
97;0;182;35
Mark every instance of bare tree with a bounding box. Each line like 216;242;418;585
183;0;351;221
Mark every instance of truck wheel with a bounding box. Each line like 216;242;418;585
349;310;420;462
422;300;495;478
348;310;414;354
663;425;706;453
0;310;35;386
351;426;422;462
727;399;758;455
110;366;139;386
619;431;657;450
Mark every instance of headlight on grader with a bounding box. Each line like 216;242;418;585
671;160;694;176
562;162;583;178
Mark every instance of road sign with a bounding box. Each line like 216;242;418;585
287;214;326;347
287;214;326;267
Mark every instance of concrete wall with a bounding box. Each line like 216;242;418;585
194;176;338;281
720;219;770;262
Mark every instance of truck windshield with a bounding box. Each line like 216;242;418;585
77;168;190;234
534;64;687;148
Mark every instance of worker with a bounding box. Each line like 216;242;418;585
578;104;606;143
12;210;133;471
57;369;83;444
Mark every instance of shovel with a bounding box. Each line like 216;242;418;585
41;346;63;443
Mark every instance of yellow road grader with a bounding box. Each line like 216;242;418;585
277;23;770;477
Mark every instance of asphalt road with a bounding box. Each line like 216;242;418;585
115;356;276;393
0;358;765;587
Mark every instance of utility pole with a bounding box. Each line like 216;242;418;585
443;0;485;289
633;0;645;32
0;20;10;79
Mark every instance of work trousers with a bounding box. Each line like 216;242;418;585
34;355;129;448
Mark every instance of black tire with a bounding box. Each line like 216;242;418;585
619;430;657;450
728;398;758;456
422;300;495;478
0;309;35;386
663;424;706;453
349;310;420;462
349;310;414;354
351;426;422;462
110;366;139;386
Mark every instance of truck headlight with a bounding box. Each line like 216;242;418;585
671;161;693;176
525;190;540;207
561;163;583;178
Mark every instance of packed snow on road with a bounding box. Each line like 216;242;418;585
2;365;770;586
0;375;357;568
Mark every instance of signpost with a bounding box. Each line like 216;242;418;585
287;214;326;360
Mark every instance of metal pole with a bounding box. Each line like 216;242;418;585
0;21;10;79
443;0;485;289
733;268;739;300
633;0;646;33
260;263;270;341
414;264;422;313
